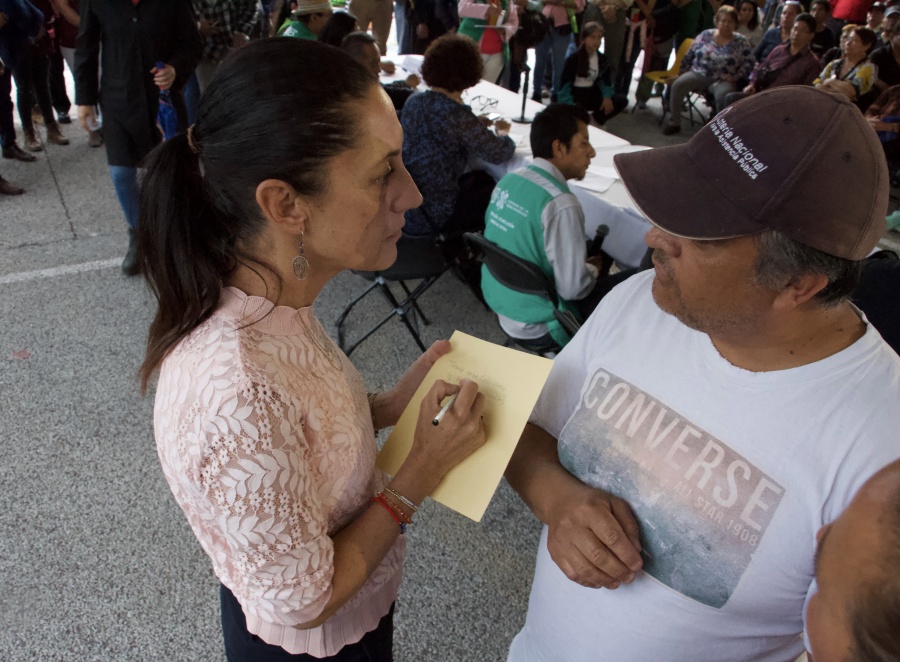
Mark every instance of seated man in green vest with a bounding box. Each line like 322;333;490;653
278;0;333;39
481;103;632;350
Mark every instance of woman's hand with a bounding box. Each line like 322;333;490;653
403;379;487;490
406;73;421;87
375;340;452;429
601;98;614;115
381;60;396;74
78;105;98;132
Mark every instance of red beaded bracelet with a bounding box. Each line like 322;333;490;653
372;495;407;533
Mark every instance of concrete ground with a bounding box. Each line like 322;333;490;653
2;67;898;662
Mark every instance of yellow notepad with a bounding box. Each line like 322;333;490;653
376;331;553;521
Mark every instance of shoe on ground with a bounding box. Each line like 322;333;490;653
122;229;141;276
46;124;70;146
88;130;104;148
662;124;681;136
2;142;38;162
0;176;25;195
57;112;72;124
24;130;43;152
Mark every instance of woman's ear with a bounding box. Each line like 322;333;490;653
255;179;308;233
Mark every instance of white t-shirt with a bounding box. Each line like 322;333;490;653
574;52;599;88
508;271;900;662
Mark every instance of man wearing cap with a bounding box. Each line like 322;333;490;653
278;0;332;39
504;87;900;661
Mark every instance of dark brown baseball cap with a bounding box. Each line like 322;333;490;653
614;87;888;260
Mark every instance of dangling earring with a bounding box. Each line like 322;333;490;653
292;230;311;281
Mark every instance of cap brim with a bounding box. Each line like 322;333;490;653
614;145;766;241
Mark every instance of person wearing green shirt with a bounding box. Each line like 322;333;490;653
278;0;334;38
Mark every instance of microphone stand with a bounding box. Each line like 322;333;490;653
512;63;533;124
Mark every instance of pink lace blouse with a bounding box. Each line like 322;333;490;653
154;287;405;656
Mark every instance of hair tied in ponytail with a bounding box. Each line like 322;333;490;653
186;125;201;155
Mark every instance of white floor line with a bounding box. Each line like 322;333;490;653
0;258;121;285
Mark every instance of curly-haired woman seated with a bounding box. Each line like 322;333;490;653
401;34;516;236
662;6;755;136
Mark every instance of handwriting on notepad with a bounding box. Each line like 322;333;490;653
444;359;507;406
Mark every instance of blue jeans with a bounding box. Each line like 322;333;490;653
109;166;140;230
533;27;572;98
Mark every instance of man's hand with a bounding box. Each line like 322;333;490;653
381;59;396;74
406;73;421;87
494;118;511;135
78;105;98;132
151;64;177;90
743;83;756;95
545;480;644;589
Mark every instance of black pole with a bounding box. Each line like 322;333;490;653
512;63;533;124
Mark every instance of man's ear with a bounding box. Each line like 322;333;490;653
772;272;830;311
255;179;308;233
551;138;568;160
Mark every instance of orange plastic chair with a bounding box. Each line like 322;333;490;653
643;38;695;124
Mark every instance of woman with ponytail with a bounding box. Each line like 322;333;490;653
139;39;486;661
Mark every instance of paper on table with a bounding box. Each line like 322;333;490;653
590;165;620;180
376;331;553;522
571;170;616;194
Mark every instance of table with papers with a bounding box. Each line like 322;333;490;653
382;63;653;267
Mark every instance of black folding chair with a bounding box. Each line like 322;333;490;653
464;232;581;353
335;235;451;356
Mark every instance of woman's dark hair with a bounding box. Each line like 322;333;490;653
854;26;879;53
317;9;359;46
530;103;591;159
575;22;604;79
138;39;377;391
421;34;483;92
716;5;740;27
738;0;759;31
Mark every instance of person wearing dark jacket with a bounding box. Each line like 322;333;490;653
0;0;42;164
74;0;201;276
558;22;628;125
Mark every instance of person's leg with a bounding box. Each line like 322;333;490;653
532;34;552;100
371;0;394;55
195;58;220;94
723;90;746;109
11;57;39;150
709;80;735;114
31;51;68;145
599;9;627;83
48;50;71;119
183;73;200;125
0;67;15;150
573;86;602;116
635;36;672;103
110;164;141;275
349;0;376;41
549;29;572;98
395;0;409;52
664;71;712;131
481;52;505;84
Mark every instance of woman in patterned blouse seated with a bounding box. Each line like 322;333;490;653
815;26;879;110
401;34;517;237
662;5;755;136
137;39;486;661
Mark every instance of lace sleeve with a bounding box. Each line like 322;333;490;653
191;378;337;628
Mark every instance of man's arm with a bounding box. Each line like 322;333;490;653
505;423;644;589
50;0;80;27
543;200;597;301
74;0;101;107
